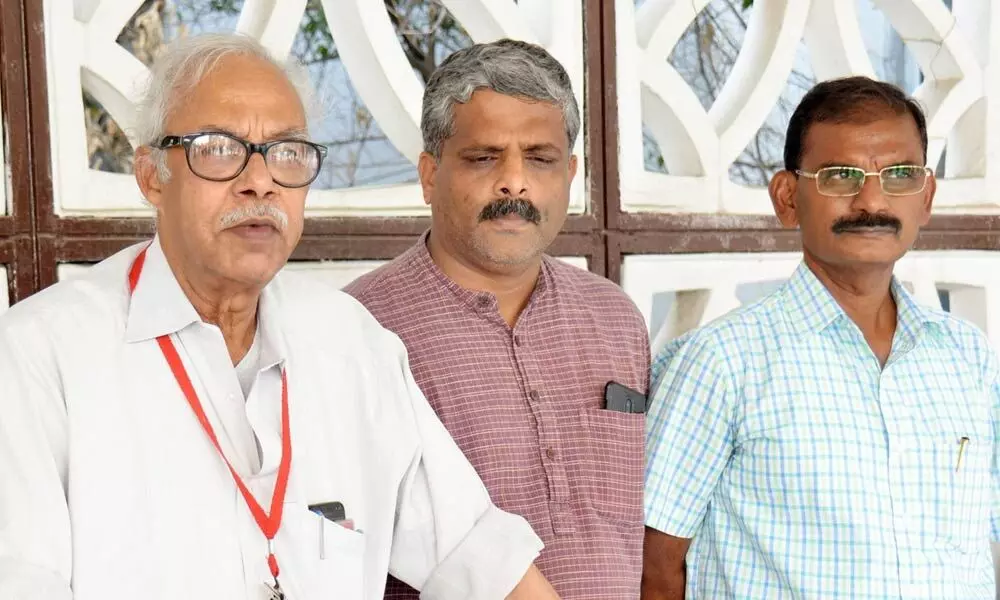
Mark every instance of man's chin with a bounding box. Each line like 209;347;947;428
215;253;287;288
479;245;545;270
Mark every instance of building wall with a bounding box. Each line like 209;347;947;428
0;0;997;354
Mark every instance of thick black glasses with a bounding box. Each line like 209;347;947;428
156;131;328;188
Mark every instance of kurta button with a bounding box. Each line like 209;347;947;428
514;335;522;346
546;447;556;460
529;390;540;403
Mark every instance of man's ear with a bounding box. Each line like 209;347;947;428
417;151;437;206
918;170;936;227
135;147;166;209
769;170;800;228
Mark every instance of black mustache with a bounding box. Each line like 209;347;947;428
478;197;541;224
831;212;901;234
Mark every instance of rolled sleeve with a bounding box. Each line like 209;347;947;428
644;331;737;538
387;339;542;599
419;505;541;600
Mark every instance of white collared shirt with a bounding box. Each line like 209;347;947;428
0;237;543;600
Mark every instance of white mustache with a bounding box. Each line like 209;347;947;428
218;203;289;231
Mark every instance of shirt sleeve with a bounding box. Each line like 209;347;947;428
0;318;74;600
385;339;543;600
645;330;738;539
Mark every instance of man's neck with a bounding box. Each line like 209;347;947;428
160;243;261;365
803;252;898;365
427;234;541;327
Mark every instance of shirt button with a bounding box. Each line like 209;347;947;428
545;447;556;460
514;335;522;346
529;390;540;403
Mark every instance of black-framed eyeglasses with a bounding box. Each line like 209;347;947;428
156;131;328;188
795;165;932;197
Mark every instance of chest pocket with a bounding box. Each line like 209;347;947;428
276;502;366;599
580;408;645;524
917;428;992;554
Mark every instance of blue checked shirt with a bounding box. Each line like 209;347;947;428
645;262;1000;599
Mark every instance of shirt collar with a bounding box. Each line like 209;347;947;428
124;235;289;370
255;284;287;372
412;229;552;314
782;260;946;338
125;235;201;343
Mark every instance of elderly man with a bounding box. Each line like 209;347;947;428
345;40;650;599
0;33;560;600
642;76;1000;599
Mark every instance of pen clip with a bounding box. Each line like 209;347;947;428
956;436;970;472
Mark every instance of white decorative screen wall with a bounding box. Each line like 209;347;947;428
43;0;587;217
616;0;998;215
18;0;1000;351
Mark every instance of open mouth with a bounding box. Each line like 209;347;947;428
227;219;280;239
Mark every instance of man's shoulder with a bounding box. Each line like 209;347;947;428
921;308;999;377
652;288;786;381
544;256;646;327
272;269;389;333
0;244;138;337
342;243;426;305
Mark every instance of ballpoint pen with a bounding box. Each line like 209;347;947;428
956;436;970;472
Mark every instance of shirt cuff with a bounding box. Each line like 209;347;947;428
418;505;543;600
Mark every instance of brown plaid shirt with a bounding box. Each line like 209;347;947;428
344;232;650;599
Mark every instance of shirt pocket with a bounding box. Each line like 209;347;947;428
277;502;366;598
924;434;992;555
579;407;644;524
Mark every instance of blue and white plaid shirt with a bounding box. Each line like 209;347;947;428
645;261;1000;599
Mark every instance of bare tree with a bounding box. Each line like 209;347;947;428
648;0;814;186
85;0;167;173
87;0;472;188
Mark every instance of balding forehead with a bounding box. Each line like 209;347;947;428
165;55;307;138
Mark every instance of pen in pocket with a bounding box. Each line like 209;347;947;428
955;436;970;472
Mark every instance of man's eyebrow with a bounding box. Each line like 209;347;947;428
523;143;562;154
191;125;310;141
458;145;505;154
811;160;924;170
269;127;310;140
812;161;857;170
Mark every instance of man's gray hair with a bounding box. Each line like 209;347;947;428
421;39;580;159
134;33;317;180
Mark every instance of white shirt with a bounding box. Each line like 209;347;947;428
0;237;543;600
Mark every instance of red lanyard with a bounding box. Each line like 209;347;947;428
128;247;293;582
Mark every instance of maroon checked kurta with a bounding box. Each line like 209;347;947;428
344;232;650;599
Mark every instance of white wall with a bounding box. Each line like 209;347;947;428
37;1;1000;350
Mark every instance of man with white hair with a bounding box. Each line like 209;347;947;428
0;33;558;600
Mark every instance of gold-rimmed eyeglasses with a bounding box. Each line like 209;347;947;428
795;165;932;197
